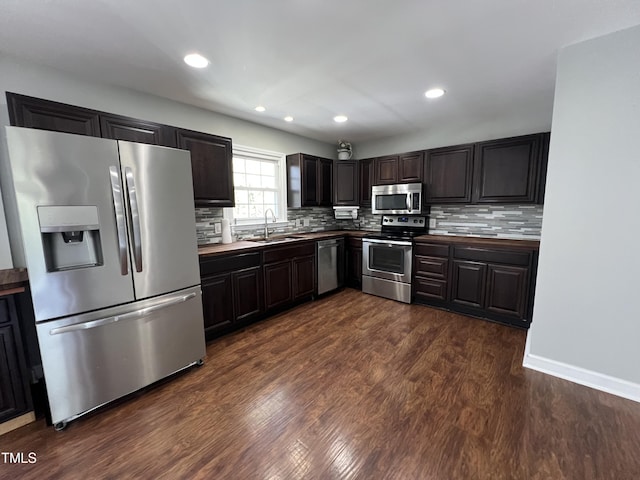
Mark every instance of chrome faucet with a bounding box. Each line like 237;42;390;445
264;208;276;240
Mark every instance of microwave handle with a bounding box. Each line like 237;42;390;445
407;193;412;210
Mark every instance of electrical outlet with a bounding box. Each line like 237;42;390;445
214;222;221;234
303;218;310;227
295;219;302;227
429;218;437;229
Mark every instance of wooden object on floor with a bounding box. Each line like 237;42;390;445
0;411;35;436
1;289;639;479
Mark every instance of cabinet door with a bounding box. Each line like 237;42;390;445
293;256;315;299
398;152;424;182
374;155;399;185
0;324;28;423
201;274;234;335
359;159;374;206
346;246;362;288
176;129;234;207
302;155;318;206
6;92;101;136
473;134;541;203
264;261;293;310
334;160;358;205
451;260;487;309
100;113;176;147
232;266;263;322
485;264;529;320
318;158;333;206
425;144;474;203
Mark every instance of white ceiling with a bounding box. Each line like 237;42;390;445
1;0;640;144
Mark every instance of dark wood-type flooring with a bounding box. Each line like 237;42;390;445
2;289;640;479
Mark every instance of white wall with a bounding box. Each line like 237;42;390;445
0;53;335;157
524;25;640;401
0;186;12;269
356;109;551;158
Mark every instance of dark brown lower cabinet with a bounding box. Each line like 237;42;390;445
199;252;263;338
0;294;33;424
264;261;293;310
263;242;315;312
346;237;362;288
413;239;538;328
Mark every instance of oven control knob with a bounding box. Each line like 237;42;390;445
413;219;418;223
389;219;393;222
419;219;424;223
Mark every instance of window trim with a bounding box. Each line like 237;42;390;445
223;144;288;228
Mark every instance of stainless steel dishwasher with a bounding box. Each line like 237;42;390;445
316;238;344;295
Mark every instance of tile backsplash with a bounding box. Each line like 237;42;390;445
428;204;543;239
195;204;543;245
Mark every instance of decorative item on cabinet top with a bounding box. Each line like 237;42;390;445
337;139;353;160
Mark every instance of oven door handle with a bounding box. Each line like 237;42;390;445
363;238;412;247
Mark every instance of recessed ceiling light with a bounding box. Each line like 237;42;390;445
425;88;445;99
284;116;294;122
255;106;266;112
183;53;209;68
333;115;348;123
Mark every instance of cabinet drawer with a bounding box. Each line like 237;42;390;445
414;277;448;301
263;242;315;264
200;252;261;277
453;246;530;266
414;255;448;279
414;243;449;258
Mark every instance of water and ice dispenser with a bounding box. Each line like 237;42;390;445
37;206;104;272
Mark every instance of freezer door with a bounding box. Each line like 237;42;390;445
4;127;135;321
36;286;205;425
118;141;200;299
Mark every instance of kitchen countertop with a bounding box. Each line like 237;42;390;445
198;230;374;257
0;267;29;295
198;230;540;257
415;234;540;250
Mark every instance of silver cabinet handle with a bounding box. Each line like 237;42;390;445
125;167;143;273
49;292;197;335
109;166;129;276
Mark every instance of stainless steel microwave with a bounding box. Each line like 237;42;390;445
371;183;423;215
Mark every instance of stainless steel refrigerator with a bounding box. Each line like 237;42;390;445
0;126;206;430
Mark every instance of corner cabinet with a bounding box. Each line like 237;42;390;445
176;129;234;207
286;153;333;208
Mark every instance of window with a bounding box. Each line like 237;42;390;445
225;145;287;227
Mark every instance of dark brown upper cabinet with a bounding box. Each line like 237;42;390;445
424;144;474;204
374;152;424;185
359;158;374;206
286;153;333;208
7;92;101;137
100;113;177;147
333;160;358;206
176;129;234;207
473;134;543;203
374;155;399;185
398;151;424;182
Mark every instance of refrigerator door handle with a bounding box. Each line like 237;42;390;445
125;167;143;273
49;292;197;335
109;166;129;276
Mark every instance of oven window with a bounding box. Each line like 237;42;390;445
375;194;408;211
369;245;405;274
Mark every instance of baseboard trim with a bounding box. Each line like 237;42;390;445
523;350;640;403
0;411;36;436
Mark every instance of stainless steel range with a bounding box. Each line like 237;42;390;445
362;215;428;303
